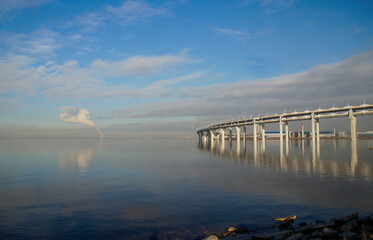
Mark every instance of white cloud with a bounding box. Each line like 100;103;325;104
2;50;373;123
0;0;53;19
105;0;167;25
68;0;168;31
112;51;373;119
4;29;63;55
91;52;195;77
214;27;252;41
213;26;272;41
0;51;199;100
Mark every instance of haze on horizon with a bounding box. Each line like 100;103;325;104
1;0;373;139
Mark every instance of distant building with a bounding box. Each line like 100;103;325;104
358;131;373;137
265;131;286;138
339;131;350;137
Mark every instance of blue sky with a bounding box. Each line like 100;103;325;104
0;0;373;138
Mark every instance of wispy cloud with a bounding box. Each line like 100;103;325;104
259;0;298;7
112;51;373;119
213;26;272;41
214;27;252;41
0;51;200;100
241;0;298;13
67;0;168;31
91;51;196;77
105;0;168;25
0;0;53;19
3;29;63;55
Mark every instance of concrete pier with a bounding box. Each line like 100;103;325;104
279;116;283;141
285;121;289;142
234;126;240;141
349;109;357;140
311;112;315;142
253;119;257;145
242;126;246;142
315;119;320;142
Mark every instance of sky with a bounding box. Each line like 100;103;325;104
0;0;373;138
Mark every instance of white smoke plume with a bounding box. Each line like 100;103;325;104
59;106;103;138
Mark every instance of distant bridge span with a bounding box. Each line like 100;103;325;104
196;104;373;142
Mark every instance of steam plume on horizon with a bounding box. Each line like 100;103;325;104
59;106;103;138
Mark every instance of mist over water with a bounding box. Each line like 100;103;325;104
0;138;372;239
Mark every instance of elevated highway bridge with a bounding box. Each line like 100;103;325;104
196;103;373;143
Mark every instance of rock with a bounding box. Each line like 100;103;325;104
276;215;297;222
252;229;293;240
285;232;302;240
227;227;236;232
339;220;358;232
322;227;337;234
235;226;250;234
308;222;334;231
294;225;310;233
338;231;357;240
361;224;373;233
333;213;359;225
204;235;219;240
252;236;272;240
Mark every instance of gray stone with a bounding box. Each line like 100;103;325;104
252;230;292;240
294;226;310;233
308;222;334;231
333;213;359;225
340;220;358;232
338;231;357;240
322;227;337;234
285;232;303;240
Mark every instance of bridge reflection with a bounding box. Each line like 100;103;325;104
198;139;372;180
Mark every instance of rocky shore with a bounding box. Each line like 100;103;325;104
203;213;373;240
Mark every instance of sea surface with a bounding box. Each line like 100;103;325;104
0;138;372;239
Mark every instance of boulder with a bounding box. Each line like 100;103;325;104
338;231;357;240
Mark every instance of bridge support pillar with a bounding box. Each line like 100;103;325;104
208;130;215;142
315;119;320;142
228;127;232;141
301;123;305;139
242;126;246;142
219;128;225;141
349;109;357;140
202;131;207;143
234;126;241;141
285;121;289;142
279;117;283;141
253;120;257;144
261;124;266;151
311;112;316;142
261;124;266;140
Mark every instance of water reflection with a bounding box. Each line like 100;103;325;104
198;139;373;180
59;147;96;172
58;140;101;172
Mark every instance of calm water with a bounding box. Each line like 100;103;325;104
0;138;372;239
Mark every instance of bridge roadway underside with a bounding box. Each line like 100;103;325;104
196;104;373;143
